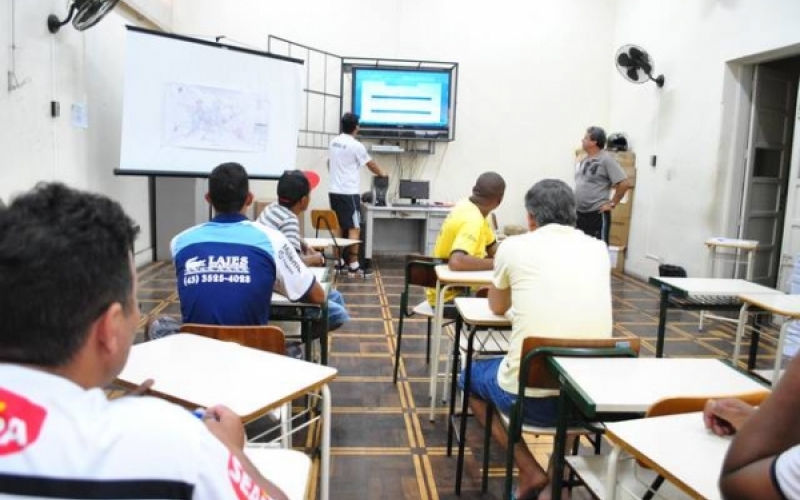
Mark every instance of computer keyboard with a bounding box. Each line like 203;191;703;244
390;202;426;208
371;144;405;153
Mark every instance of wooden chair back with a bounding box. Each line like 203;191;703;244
646;390;770;418
179;324;286;355
311;209;340;235
401;255;446;316
520;335;642;391
635;391;769;470
405;254;446;289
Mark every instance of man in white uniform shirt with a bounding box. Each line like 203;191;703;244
328;112;387;277
460;179;612;500
0;183;288;500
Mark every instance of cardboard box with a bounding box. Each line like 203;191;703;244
609;219;630;247
613;151;635;167
613;189;635;220
621;163;636;187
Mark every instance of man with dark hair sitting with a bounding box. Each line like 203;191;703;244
426;171;506;307
169;162;325;330
258;169;350;332
0;182;288;500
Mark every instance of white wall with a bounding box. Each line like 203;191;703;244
1;0;153;265
173;0;619;237
610;0;800;278
8;0;800;277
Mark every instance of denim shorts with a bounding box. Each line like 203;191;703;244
459;357;558;427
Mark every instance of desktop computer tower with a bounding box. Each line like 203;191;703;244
372;176;389;206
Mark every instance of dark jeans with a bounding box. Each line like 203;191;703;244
577;210;611;244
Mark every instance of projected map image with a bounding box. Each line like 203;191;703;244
162;83;270;152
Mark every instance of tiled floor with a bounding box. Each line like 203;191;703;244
135;260;781;500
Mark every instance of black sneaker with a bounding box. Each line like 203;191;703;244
362;266;374;278
285;341;304;359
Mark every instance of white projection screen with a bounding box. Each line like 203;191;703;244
117;27;303;179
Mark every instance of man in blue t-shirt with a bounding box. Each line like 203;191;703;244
170;162;325;327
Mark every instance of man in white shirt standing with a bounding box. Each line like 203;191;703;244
328;112;387;277
461;179;612;500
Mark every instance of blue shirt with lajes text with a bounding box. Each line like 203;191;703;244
171;213;315;325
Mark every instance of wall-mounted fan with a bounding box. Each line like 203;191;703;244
615;44;665;88
48;0;120;34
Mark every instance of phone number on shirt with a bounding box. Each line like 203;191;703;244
183;274;252;286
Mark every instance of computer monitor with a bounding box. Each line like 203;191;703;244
399;180;430;204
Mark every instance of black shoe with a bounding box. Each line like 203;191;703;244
362;266;374;278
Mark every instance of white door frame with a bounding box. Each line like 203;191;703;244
722;61;799;289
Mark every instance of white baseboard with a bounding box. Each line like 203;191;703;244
134;247;153;268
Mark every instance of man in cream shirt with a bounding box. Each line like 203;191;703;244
460;179;611;500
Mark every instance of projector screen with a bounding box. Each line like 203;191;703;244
117;27;303;179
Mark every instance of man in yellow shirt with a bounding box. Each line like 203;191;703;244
425;171;505;306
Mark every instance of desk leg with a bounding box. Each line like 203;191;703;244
365;209;374;260
320;384;332;500
302;319;312;363
320;303;329;366
656;287;669;358
446;315;463;456
732;303;749;366
775;320;792;385
455;324;476;495
550;390;570;500
748;313;761;371
429;281;446;422
604;445;622;500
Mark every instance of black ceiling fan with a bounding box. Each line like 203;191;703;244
615;44;665;88
48;0;121;34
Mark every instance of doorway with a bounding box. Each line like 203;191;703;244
737;56;800;289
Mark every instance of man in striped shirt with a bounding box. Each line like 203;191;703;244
258;170;324;268
258;170;350;331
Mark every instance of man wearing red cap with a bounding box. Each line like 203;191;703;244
258;170;323;268
258;170;350;331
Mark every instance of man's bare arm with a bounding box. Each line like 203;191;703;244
448;251;493;271
204;405;289;500
720;356;800;499
302;280;326;305
487;284;511;315
366;160;387;177
601;178;632;212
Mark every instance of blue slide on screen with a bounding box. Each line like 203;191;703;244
352;68;451;129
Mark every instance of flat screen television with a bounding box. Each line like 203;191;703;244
351;67;453;138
